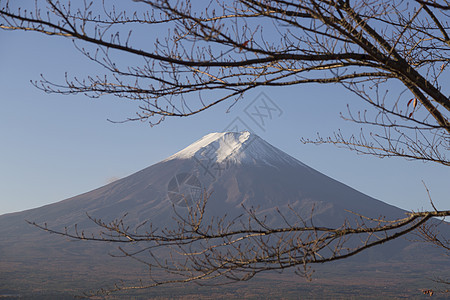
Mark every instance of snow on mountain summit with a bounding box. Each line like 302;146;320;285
165;131;305;167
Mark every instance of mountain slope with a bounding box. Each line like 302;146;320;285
0;132;407;231
0;131;447;296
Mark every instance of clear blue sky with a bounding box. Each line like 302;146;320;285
0;29;448;216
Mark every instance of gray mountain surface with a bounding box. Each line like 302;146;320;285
0;131;447;296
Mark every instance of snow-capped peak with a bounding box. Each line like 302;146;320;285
164;131;305;167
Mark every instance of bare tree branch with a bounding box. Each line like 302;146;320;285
1;0;449;295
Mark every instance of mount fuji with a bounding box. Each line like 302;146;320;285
0;131;448;296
